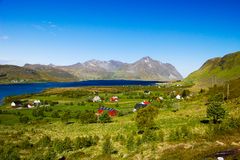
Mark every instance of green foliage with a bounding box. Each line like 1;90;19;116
135;106;159;130
61;110;70;123
181;89;190;98
37;135;51;147
19;115;30;124
51;110;60;118
169;126;192;141
142;129;158;142
75;135;99;149
99;112;112;123
79;110;97;124
102;136;113;155
126;134;135;151
19;138;32;149
0;145;20;160
53;137;73;153
32;107;44;117
207;101;226;124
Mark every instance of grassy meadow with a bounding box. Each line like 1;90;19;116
0;84;240;159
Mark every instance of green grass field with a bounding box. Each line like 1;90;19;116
0;85;240;159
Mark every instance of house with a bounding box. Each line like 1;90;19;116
144;90;151;95
27;104;34;108
157;96;164;102
92;96;101;102
110;96;118;102
11;102;16;107
176;95;181;100
33;100;41;106
97;107;117;116
133;101;151;111
11;101;22;108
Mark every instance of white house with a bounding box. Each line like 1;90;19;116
176;95;181;100
33;100;41;106
11;102;16;107
93;96;101;102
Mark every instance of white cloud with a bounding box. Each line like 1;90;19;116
0;35;9;40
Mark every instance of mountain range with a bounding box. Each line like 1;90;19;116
0;57;183;83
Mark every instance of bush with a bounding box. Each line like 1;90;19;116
126;134;135;151
61;110;70;123
135;106;159;130
32;108;44;117
142;129;158;142
207;101;226;124
19;115;30;124
79;110;97;124
99;112;112;123
169;126;192;141
181;89;190;98
75;135;99;149
38;135;51;147
51;110;60;118
102;136;113;155
19;139;32;149
0;145;20;160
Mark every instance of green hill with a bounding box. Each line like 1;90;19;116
185;51;240;88
0;64;78;84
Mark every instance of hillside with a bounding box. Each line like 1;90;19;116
24;64;78;82
0;65;43;83
0;64;78;84
185;51;240;88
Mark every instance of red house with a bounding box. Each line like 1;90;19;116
110;96;119;102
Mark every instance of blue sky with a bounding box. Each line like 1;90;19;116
0;0;240;77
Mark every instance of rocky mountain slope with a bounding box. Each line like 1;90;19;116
58;57;182;81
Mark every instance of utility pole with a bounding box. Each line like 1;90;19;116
226;83;230;100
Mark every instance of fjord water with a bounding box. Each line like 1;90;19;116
0;80;159;103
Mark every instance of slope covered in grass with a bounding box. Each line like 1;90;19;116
185;51;240;88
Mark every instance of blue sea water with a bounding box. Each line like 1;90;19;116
0;80;159;103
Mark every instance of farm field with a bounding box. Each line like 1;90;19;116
0;84;240;160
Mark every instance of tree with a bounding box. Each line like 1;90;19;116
135;106;159;130
207;101;226;124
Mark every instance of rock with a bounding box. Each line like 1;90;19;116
216;141;225;146
184;144;193;149
231;142;240;146
217;157;224;160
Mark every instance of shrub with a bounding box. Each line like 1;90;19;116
75;135;99;149
181;89;190;98
19;115;30;124
126;134;135;151
19;139;32;149
32;108;44;117
207;101;226;124
79;110;97;124
102;136;113;155
61;110;70;123
51;110;60;118
142;129;158;142
53;139;64;153
169;126;192;141
38;135;51;147
0;145;20;160
135;106;159;130
99;112;112;123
